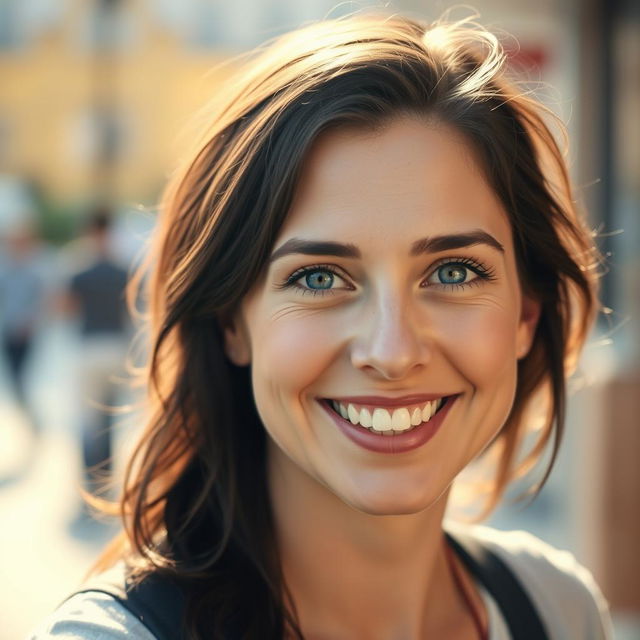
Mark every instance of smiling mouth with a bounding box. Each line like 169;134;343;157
324;397;451;435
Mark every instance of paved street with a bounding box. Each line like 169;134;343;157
0;323;122;639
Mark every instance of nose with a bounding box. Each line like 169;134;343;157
350;292;432;381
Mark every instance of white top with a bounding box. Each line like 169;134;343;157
457;524;614;639
27;524;614;639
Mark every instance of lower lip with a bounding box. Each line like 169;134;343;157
320;396;457;455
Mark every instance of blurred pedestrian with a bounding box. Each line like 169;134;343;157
62;206;130;500
0;222;47;435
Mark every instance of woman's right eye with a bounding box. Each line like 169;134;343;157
278;265;352;296
301;269;335;290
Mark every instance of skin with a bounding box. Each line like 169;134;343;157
224;117;540;639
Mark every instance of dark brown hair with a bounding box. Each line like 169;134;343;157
96;14;599;639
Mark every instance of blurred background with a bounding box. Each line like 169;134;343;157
0;0;638;638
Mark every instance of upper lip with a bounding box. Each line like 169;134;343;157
322;394;453;407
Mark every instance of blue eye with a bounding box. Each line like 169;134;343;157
437;264;469;284
305;270;334;290
277;264;351;296
425;258;495;289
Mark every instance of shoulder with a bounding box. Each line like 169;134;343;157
27;591;157;640
69;269;87;291
446;521;614;639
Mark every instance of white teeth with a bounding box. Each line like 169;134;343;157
330;398;446;433
391;408;411;431
371;408;393;432
359;407;372;428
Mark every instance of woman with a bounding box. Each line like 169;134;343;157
32;13;612;640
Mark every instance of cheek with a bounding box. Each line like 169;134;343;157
435;301;520;382
247;306;346;459
250;306;345;399
433;301;522;457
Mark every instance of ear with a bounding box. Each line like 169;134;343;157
516;293;541;360
220;311;251;367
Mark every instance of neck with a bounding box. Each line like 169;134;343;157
267;443;486;640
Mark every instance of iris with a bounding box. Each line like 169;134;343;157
306;270;334;289
438;264;467;284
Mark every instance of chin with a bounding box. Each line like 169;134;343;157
340;481;448;517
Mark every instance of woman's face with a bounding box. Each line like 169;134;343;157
224;117;539;515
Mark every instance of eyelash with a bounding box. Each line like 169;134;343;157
277;258;496;297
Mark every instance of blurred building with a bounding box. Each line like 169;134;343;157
0;0;234;204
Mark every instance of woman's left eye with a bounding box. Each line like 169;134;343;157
424;259;494;289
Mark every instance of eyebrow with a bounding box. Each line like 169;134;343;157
410;230;504;255
269;239;361;263
269;230;504;264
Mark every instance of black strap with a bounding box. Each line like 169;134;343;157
445;529;550;640
71;531;549;640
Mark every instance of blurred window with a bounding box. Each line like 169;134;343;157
0;0;62;51
78;0;135;51
151;0;192;38
152;0;226;48
67;107;130;168
260;1;299;39
189;2;226;49
0;1;23;49
94;105;122;167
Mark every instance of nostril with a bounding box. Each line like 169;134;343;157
349;332;432;380
355;361;427;382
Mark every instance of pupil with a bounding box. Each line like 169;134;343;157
439;265;466;284
306;271;334;289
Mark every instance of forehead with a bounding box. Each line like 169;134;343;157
279;118;513;250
